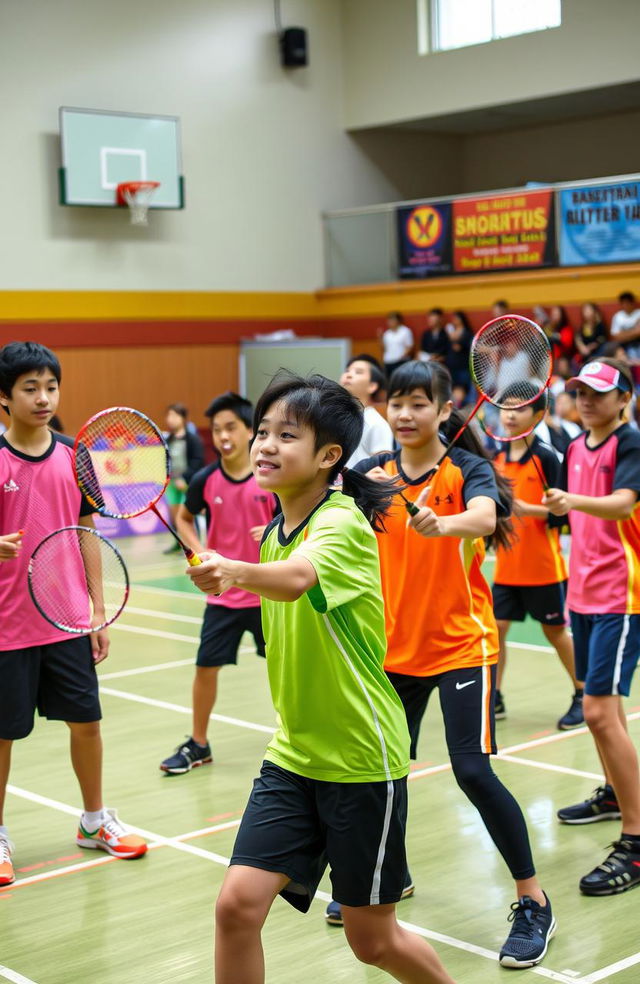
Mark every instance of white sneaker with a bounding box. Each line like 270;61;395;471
76;808;147;859
0;834;15;886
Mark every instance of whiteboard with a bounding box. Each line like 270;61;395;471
239;339;351;406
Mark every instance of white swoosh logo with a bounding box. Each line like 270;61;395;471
455;680;475;690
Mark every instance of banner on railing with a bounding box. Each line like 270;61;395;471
397;202;453;278
558;179;640;266
452;189;555;274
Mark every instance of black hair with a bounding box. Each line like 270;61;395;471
498;381;547;414
388;360;514;550
451;309;472;335
428;307;444;317
346;354;387;399
204;391;253;428
167;402;188;420
493;299;509;312
619;291;636;304
0;341;61;413
254;372;398;531
387;311;404;324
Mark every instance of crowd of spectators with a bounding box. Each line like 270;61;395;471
378;291;640;435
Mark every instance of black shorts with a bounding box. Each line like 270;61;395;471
492;581;567;626
196;604;265;667
387;665;497;760
0;636;101;740
231;760;408;911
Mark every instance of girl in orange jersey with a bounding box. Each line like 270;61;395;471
359;360;555;969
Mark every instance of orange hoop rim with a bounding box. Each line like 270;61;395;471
116;181;161;206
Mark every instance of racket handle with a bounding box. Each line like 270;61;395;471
405;501;420;517
186;551;202;567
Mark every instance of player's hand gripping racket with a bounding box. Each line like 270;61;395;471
74;407;201;566
402;316;552;516
28;525;129;633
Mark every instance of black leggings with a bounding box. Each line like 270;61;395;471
450;752;535;880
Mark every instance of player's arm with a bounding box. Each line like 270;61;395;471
77;514;110;664
611;322;640;345
176;503;203;553
543;487;637;521
513;499;549;519
186;552;318;602
409;489;496;538
0;531;23;561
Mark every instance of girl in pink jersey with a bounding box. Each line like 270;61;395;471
544;358;640;896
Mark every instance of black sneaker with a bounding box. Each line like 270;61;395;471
557;785;620;824
494;689;506;721
499;893;556;968
324;870;414;927
580;839;640;896
160;737;212;774
557;691;584;730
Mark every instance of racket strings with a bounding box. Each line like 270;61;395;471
76;409;169;519
29;527;128;633
471;317;552;408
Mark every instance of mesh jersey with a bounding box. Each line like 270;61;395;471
260;491;409;783
0;433;94;651
356;447;504;676
562;425;640;614
185;462;276;609
493;437;567;586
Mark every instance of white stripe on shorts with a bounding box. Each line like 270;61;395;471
612;614;630;695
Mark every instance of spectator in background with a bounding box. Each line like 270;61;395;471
163;402;205;554
340;355;394;466
610;291;640;361
550;356;573;397
445;310;473;389
492;299;509;318
546;305;575;363
380;311;414;378
419;307;449;363
575;303;607;363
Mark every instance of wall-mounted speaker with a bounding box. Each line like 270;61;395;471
280;27;308;68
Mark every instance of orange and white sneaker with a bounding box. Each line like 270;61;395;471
76;808;147;860
0;834;15;886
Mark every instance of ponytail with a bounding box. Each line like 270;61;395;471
440;407;515;551
341;467;401;532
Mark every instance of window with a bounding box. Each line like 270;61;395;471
419;0;561;53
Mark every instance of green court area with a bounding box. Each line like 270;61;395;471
2;535;640;984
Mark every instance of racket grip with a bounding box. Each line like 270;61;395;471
405;501;420;517
186;551;202;567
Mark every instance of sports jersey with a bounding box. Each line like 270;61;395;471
0;432;94;651
260;491;409;783
186;462;276;609
562;425;640;614
493;436;567;586
356;447;504;676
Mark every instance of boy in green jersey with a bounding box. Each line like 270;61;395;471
188;374;456;984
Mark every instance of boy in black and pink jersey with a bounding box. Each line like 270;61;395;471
0;341;146;889
159;393;277;775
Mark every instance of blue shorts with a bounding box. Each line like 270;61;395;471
569;611;640;697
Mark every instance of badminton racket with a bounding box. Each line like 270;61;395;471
74;407;201;566
403;316;552;516
28;525;129;633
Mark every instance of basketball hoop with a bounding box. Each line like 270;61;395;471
116;181;161;226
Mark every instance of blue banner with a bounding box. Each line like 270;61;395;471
559;180;640;266
397;202;452;278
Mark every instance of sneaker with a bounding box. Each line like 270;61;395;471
499;893;556;968
579;839;640;896
494;689;506;721
76;808;147;859
160;736;212;775
557;691;584;730
0;834;15;886
557;785;621;825
324;870;414;926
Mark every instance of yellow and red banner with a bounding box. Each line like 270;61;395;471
452;189;556;274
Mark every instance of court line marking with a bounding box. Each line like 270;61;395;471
578;950;640;983
0;967;39;984
4;784;575;983
128;583;204;601
99;647;256;682
123;606;204;624
99;687;275;734
496;755;603;781
111;624;199;644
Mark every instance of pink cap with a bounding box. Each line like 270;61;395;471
566;361;630;394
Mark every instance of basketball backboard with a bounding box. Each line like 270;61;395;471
59;107;184;209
